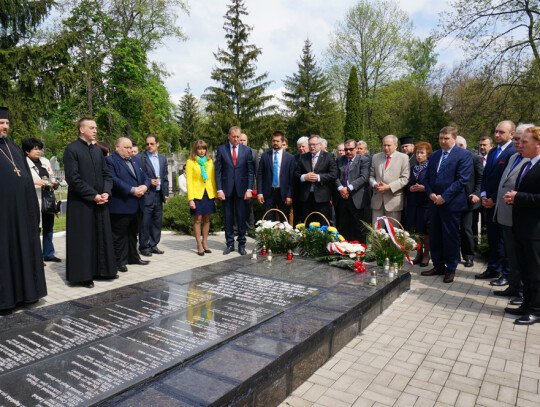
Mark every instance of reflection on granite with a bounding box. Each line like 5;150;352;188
161;268;227;284
72;286;142;308
256;314;330;344
232;333;295;358
291;305;345;322
26;301;90;320
194;345;273;382
331;321;359;355
162;368;237;404
292;339;330;390
128;279;173;292
112;387;196;407
0;311;43;334
255;373;288;407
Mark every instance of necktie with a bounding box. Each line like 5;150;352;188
232;145;237;166
342;159;352;185
482;156;486;166
508;155;523;174
492;146;502;165
438;151;448;173
312;154;317;170
125;158;136;176
517;161;533;188
385;155;390;169
272;151;279;187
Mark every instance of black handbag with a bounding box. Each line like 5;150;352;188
42;187;61;215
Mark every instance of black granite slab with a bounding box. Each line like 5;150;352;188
0;310;44;334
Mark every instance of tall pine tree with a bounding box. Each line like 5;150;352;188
203;0;274;148
344;66;362;142
282;39;341;150
177;84;203;149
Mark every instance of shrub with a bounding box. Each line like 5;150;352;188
163;195;225;234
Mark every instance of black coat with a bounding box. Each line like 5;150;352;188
465;154;483;210
64;138;117;282
513;160;540;239
335;155;370;209
294;151;338;203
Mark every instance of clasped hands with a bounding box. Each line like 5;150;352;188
133;185;148;197
481;196;495;208
94;193;109;204
374;181;390;193
503;190;517;205
429;193;445;205
304;172;319;182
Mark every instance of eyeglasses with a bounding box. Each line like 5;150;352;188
344;148;355;152
146;143;155;146
308;143;320;147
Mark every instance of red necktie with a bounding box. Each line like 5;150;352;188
232;145;237;166
482;156;485;165
385;155;390;169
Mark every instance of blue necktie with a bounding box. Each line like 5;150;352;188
272;151;279;187
508;155;523;174
438;151;448;173
492;146;502;165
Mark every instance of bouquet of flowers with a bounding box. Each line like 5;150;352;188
327;241;367;258
296;223;343;258
255;219;300;254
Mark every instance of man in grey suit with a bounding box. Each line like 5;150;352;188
493;123;534;300
335;140;370;242
369;135;410;224
239;133;259;233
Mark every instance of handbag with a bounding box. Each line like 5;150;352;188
42;187;61;215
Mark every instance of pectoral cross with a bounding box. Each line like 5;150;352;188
14;167;20;176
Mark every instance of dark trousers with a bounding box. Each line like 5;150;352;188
514;235;540;315
224;186;246;248
263;188;290;222
472;206;486;249
336;197;366;242
41;213;55;259
429;206;461;274
301;194;330;226
503;226;523;293
460;210;475;260
139;193;163;252
111;212;140;267
485;207;509;277
245;198;255;229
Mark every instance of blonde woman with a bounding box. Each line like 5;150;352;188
186;140;217;255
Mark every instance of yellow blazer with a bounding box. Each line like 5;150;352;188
186;158;217;200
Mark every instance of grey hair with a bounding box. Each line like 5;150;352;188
297;136;309;147
357;140;367;148
383;135;398;145
456;136;467;149
337;143;345;149
308;135;322;144
115;137;132;147
228;126;241;135
516;123;535;134
320;138;327;148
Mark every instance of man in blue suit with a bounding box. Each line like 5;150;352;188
421;127;473;283
257;131;295;222
215;126;255;255
138;134;169;257
106;138;151;272
476;120;516;285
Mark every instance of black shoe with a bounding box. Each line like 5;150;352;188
44;256;61;262
223;246;234;255
128;258;150;265
490;277;508;286
504;306;526;315
514;314;540;325
475;270;500;279
151;248;164;254
238;246;247;255
140;250;152;257
198;251;205;256
510;297;523;306
464;259;474;267
118;265;128;272
0;309;13;316
204;249;212;254
81;281;94;288
493;287;519;297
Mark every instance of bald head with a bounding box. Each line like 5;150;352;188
116;137;133;159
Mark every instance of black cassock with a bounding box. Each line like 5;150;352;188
64;138;116;282
0;137;47;310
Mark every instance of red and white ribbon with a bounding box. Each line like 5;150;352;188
375;216;413;265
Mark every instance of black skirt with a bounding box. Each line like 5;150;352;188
190;191;216;216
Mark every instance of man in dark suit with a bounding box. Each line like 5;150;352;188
421;126;473;283
215;126;255;255
503;126;540;324
476;121;516;285
239;133;259;233
106;138;150;272
292;137;309;226
294;135;338;224
335;140;370;242
138;134;169;257
257;131;295;222
456;136;483;267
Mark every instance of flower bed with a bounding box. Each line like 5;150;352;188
255;220;299;254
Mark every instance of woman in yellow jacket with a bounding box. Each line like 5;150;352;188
186;140;218;255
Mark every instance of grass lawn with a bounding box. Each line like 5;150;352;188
52;214;66;233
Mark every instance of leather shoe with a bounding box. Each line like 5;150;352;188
464;259;474;267
151;248;164;254
128;258;150;265
475;270;500;279
510;297;523;306
490;277;508;286
0;309;13;316
81;281;94;288
421;267;444;276
238;246;247;255
504;306;526;315
140;251;152;257
443;273;455;283
44;256;61;262
514;314;540;325
118;265;128;272
223;246;234;255
204;249;212;254
493;287;519;297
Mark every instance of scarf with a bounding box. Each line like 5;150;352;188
197;155;209;180
412;159;429;180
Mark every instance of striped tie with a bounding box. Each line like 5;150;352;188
438;151;448;173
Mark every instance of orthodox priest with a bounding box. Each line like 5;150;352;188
0;107;47;315
63;117;117;287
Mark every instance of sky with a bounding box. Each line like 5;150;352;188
148;0;461;104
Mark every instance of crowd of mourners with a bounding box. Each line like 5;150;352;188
1;106;539;325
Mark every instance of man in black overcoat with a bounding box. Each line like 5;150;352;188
63;118;117;287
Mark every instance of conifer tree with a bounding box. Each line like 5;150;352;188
203;0;274;147
344;66;362;141
177;84;203;149
282;39;341;150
